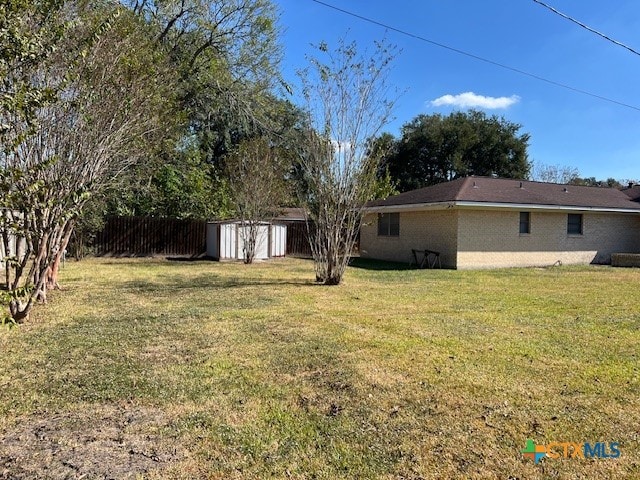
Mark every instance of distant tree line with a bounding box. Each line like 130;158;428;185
530;162;634;188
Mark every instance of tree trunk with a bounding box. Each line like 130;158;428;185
9;299;29;324
324;276;341;286
241;222;258;264
47;225;73;290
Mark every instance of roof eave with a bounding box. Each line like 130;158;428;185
455;201;640;213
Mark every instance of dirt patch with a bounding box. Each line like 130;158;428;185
0;405;184;479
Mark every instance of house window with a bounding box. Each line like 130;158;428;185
567;213;583;235
519;212;531;234
378;212;399;236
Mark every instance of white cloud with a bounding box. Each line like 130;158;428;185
430;91;520;109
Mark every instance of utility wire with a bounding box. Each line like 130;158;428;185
532;0;640;58
310;0;640;113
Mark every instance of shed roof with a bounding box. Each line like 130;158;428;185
366;176;640;212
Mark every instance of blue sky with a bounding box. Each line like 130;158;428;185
273;0;640;181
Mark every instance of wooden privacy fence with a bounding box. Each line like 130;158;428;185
96;216;355;258
284;221;312;257
283;221;359;257
96;216;207;256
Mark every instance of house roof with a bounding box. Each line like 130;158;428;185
366;176;640;212
274;207;306;222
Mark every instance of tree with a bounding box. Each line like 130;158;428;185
531;164;630;189
85;0;289;221
0;0;65;132
297;39;398;285
0;0;67;323
530;162;580;184
0;3;175;322
366;132;399;200
225;137;289;263
570;176;623;189
381;110;531;192
127;0;284;162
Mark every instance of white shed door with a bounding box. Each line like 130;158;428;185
270;224;286;257
220;223;236;259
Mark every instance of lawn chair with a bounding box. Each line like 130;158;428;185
410;249;441;269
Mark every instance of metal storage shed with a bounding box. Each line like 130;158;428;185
206;221;286;261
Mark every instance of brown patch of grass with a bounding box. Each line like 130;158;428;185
0;404;184;478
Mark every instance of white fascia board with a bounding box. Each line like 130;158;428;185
364;201;640;214
454;201;640;214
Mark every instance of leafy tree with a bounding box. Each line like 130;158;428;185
0;3;176;322
298;39;398;285
381;110;531;192
570;177;623;189
366;132;399;200
69;0;290;252
129;0;284;161
0;0;65;133
369;167;399;200
89;95;304;226
0;0;67;323
91;0;291;220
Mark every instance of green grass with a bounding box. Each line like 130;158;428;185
1;257;639;479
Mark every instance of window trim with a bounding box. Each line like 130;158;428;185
567;213;583;235
519;211;531;235
377;212;400;237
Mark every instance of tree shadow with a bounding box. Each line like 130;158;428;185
118;274;318;293
165;256;211;262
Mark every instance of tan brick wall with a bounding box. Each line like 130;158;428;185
360;210;458;267
456;209;640;269
360;208;640;269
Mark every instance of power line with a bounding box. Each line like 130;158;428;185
531;0;640;58
310;0;640;113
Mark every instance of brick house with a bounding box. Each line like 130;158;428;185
360;176;640;269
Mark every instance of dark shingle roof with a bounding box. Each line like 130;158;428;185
274;207;305;221
623;186;640;202
367;176;640;210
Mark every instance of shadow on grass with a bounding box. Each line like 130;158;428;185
87;255;207;266
118;274;318;293
348;257;412;271
165;255;210;262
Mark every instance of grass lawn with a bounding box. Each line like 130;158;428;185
1;257;639;479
